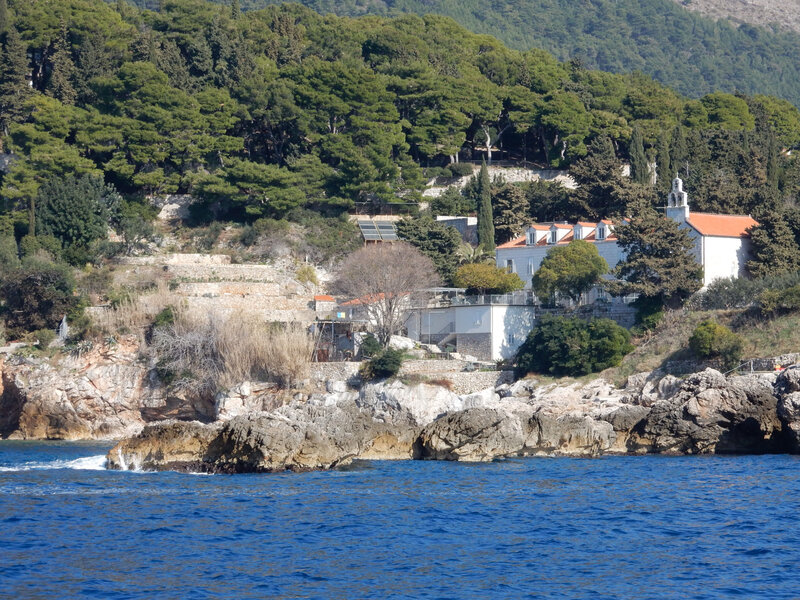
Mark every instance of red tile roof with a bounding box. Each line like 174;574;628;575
686;213;759;238
314;295;335;302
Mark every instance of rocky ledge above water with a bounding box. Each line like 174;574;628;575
106;367;800;473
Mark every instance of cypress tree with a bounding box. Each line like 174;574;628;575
47;22;76;105
231;0;241;20
477;160;495;253
669;125;688;177
766;130;779;188
629;124;648;185
656;129;671;191
0;27;31;135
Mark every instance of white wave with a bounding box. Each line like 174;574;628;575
0;454;108;472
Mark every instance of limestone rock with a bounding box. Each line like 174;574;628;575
525;412;616;456
418;408;525;462
0;340;214;441
356;380;464;427
107;420;220;471
631;369;783;454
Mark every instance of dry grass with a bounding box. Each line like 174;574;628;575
91;281;178;337
150;310;313;392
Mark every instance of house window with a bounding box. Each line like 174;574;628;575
528;259;534;275
506;259;514;273
574;227;582;240
548;230;557;244
596;226;605;240
526;231;534;246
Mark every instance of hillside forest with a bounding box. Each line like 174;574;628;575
120;0;800;108
0;0;800;340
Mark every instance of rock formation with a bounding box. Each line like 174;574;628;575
0;338;215;440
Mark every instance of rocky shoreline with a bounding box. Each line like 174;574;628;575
108;366;800;472
2;342;799;472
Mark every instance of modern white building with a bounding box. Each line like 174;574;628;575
495;176;758;289
405;295;537;361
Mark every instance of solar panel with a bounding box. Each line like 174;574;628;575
376;221;398;240
358;220;382;240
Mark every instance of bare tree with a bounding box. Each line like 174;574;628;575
333;242;441;346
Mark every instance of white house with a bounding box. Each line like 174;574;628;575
405;298;537;361
495;176;758;289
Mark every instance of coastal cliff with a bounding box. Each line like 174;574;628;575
108;367;800;472
4;339;799;471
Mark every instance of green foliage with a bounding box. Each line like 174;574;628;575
476;161;495;253
358;333;382;358
30;328;56;350
609;210;702;306
629;124;648;185
758;285;800;317
430;187;474;217
152;306;176;329
688;320;744;368
295;264;318;285
531;240;608;303
0;261;80;338
36;174;120;263
632;295;664;333
360;347;405;380
694;272;800;310
746;208;800;278
515;315;633;377
447;163;474;177
396;215;462;284
453;263;524;295
492;183;527;246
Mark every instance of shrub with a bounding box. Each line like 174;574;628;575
360;348;405;380
296;264;319;286
0;261;80;339
696;271;800;310
515;316;633;377
632;295;665;333
359;333;382;358
689;320;744;369
758;284;800;317
29;328;56;349
152;306;176;328
448;163;475;178
453;263;525;295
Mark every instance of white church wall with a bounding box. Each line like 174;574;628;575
701;236;750;287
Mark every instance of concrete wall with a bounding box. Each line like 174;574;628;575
490;305;537;360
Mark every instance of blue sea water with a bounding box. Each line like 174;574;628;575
1;443;800;599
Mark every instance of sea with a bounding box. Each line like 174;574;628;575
1;441;799;599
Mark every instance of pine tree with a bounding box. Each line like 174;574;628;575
0;27;31;135
609;209;702;307
46;22;76;105
476;159;495;253
629;124;648;185
656;129;671;191
746;209;800;278
231;0;241;20
766;130;779;188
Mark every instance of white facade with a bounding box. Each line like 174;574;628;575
496;176;758;289
406;303;536;361
496;221;625;290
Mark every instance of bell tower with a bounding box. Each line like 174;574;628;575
666;175;690;222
